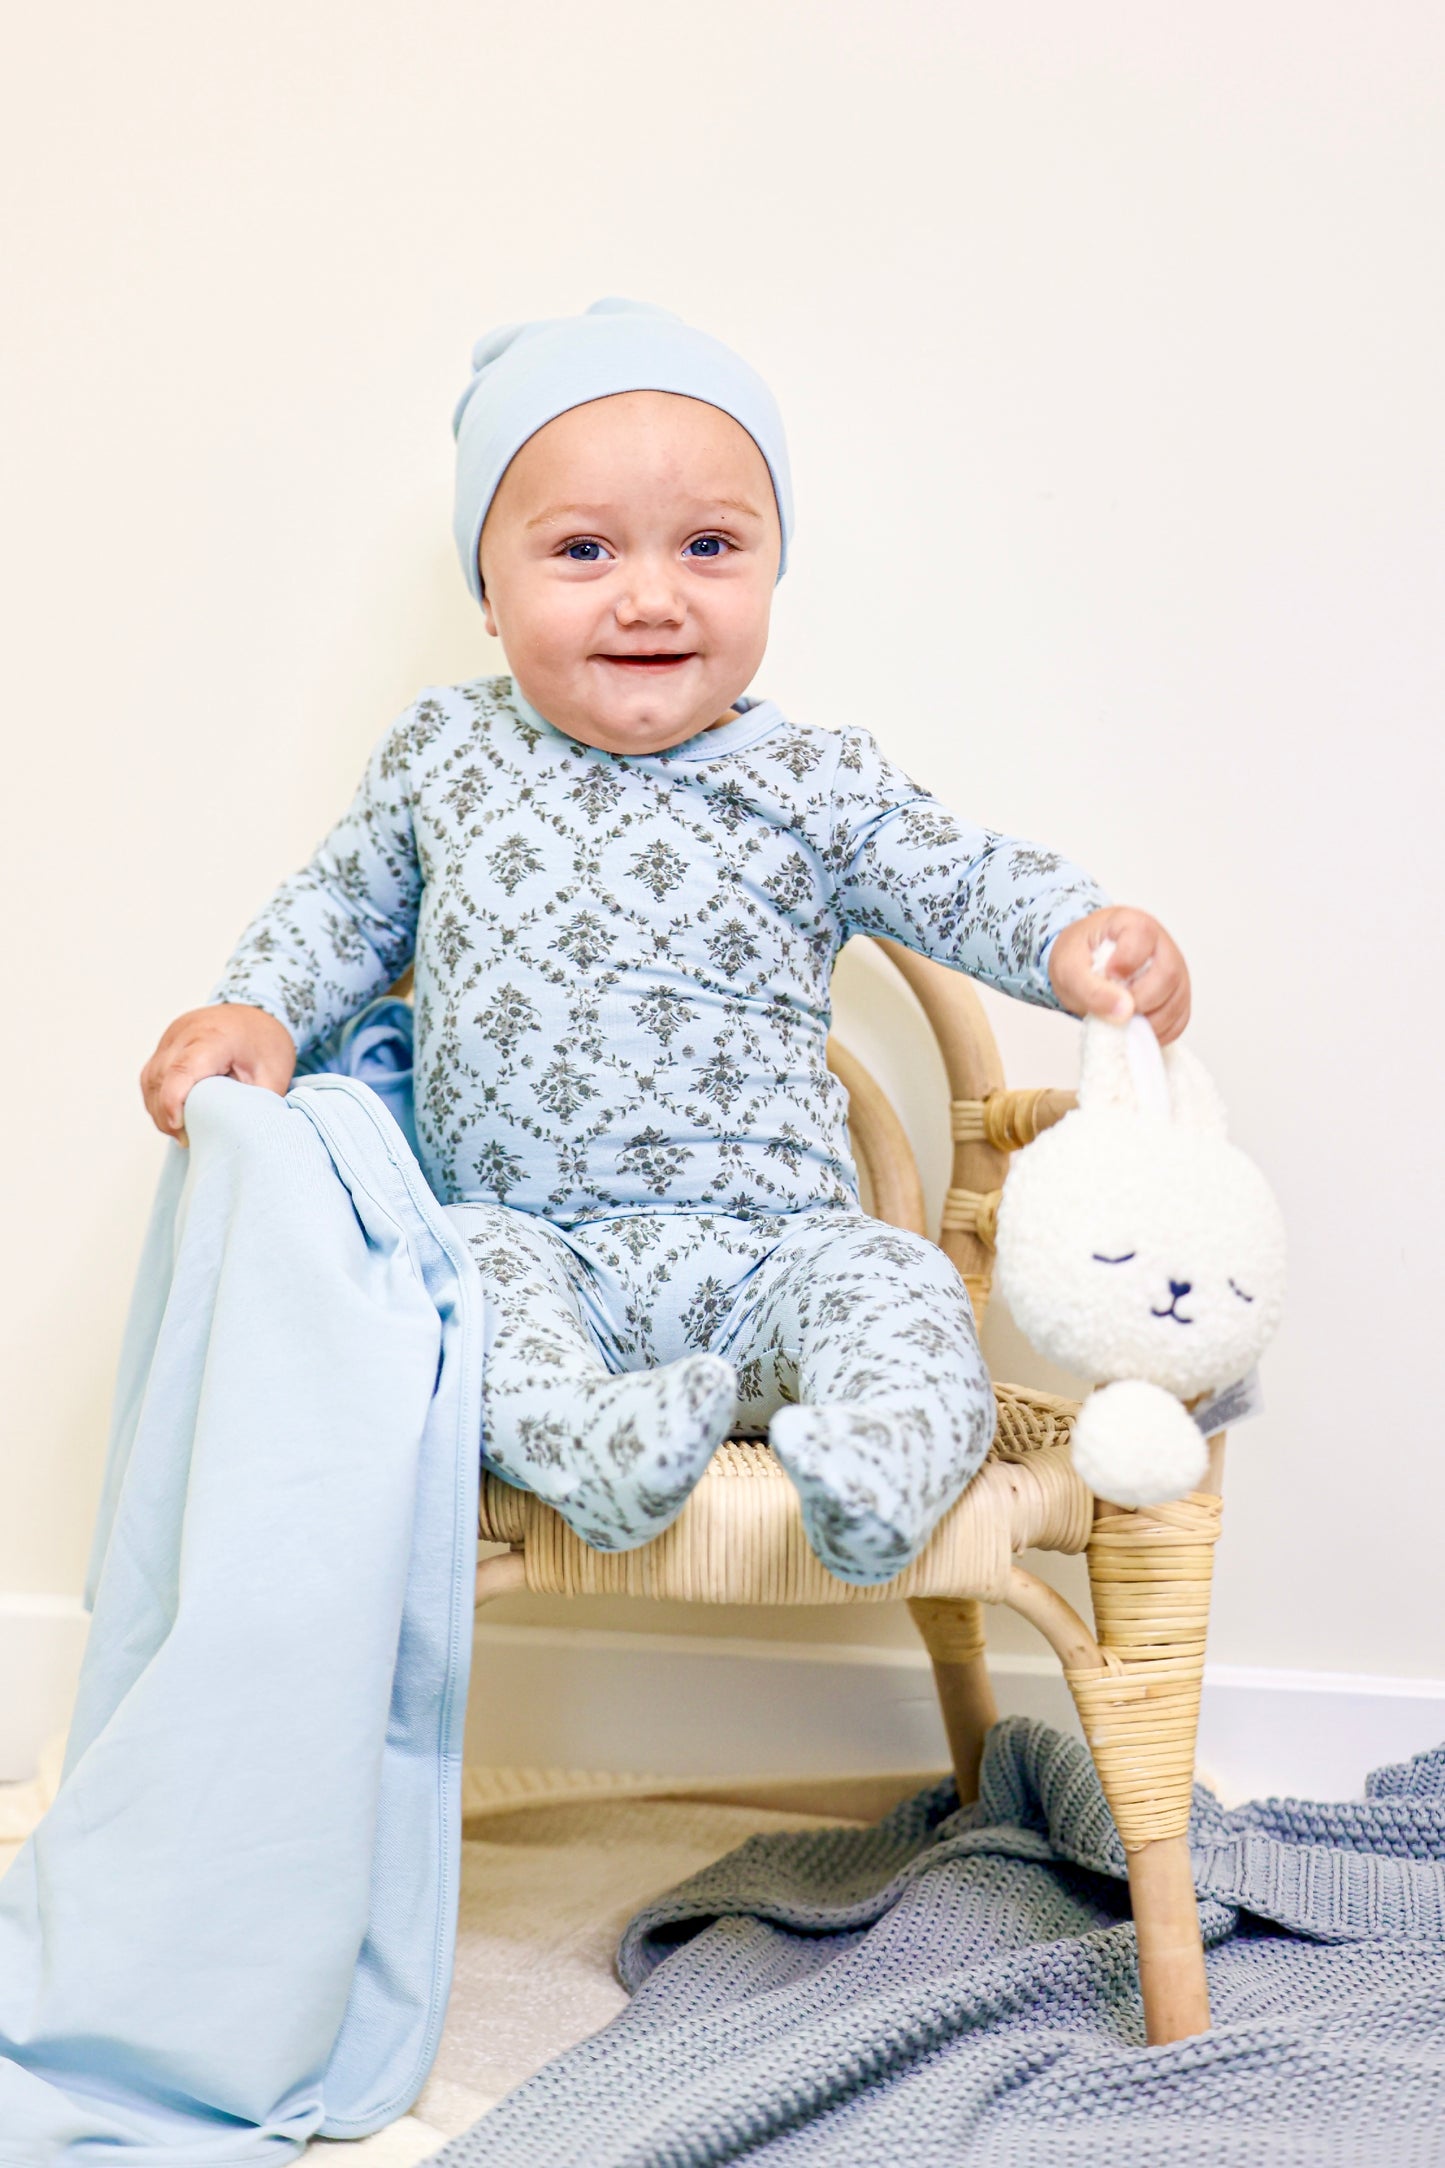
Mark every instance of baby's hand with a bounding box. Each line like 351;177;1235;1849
1047;907;1191;1045
140;1005;297;1144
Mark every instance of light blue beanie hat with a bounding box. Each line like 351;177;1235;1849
451;296;793;605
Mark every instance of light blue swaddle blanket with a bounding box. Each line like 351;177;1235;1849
0;1030;483;2163
293;995;421;1159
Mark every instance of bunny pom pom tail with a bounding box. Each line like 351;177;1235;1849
1072;1379;1208;1507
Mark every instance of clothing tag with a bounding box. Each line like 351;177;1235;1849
1192;1367;1263;1437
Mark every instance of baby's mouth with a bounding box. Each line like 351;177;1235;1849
597;652;696;672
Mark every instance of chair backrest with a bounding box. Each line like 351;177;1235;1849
829;939;1075;1324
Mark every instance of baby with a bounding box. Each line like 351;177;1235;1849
141;297;1190;1586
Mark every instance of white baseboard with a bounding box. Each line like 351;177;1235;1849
0;1597;90;1781
469;1620;1445;1807
5;1601;1441;1808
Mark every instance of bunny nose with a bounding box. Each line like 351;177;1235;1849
1169;1279;1192;1299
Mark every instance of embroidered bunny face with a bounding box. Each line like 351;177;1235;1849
994;1019;1286;1401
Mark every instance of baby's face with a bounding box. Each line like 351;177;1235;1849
478;390;781;755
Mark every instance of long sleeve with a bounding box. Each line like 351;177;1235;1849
209;702;424;1056
827;727;1108;1007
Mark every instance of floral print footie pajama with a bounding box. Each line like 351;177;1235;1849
212;675;1106;1582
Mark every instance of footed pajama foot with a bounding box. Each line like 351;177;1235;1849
486;1352;738;1553
769;1399;984;1586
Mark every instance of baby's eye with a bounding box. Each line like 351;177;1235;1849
1091;1251;1137;1265
563;539;609;562
1228;1279;1255;1303
685;534;730;558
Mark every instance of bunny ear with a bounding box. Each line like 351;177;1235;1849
1076;1015;1140;1113
1162;1042;1229;1137
1078;1015;1183;1121
1123;1014;1172;1118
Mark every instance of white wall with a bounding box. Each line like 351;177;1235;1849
4;4;1442;1696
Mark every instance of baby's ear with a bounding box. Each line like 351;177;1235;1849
1163;1043;1229;1138
1076;1015;1139;1115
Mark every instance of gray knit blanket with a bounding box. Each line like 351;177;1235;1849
428;1718;1445;2165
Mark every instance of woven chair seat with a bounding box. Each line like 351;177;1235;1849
478;1380;1091;1606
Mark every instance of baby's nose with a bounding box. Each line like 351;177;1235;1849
1168;1279;1193;1299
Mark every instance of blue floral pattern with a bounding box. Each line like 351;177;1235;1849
210;674;1107;1579
212;675;1106;1220
452;1200;995;1580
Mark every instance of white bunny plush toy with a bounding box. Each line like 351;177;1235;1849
994;1011;1286;1507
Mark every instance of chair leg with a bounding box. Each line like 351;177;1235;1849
907;1597;998;1804
1067;1479;1225;2046
475;1548;527;1605
1125;1834;1211;2043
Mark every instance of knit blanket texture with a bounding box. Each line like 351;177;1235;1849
426;1717;1445;2166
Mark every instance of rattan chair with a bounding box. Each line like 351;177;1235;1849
474;937;1226;2044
